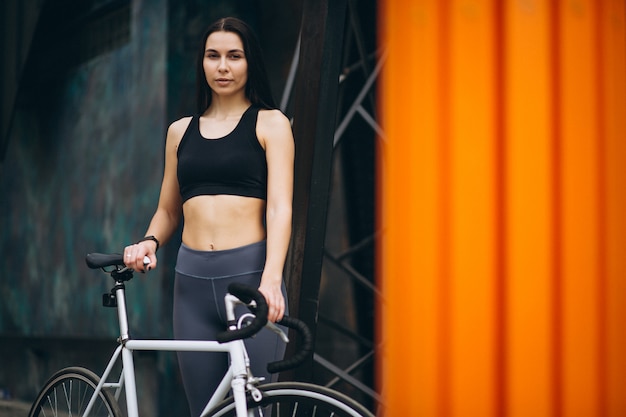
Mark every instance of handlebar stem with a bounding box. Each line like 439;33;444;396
224;293;243;322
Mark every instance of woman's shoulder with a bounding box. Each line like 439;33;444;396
164;116;194;150
256;109;294;149
257;108;291;130
166;115;194;140
169;115;194;133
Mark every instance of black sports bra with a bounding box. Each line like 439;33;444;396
176;106;267;202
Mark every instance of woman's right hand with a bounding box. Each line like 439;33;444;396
124;240;158;272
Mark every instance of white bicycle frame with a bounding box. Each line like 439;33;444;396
83;284;269;417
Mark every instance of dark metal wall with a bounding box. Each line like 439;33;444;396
0;0;44;161
1;0;167;339
1;0;172;409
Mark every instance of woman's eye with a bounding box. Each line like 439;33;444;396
229;54;242;60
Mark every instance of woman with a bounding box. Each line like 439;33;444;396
123;17;294;416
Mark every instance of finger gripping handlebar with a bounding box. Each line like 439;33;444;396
215;283;268;343
267;316;313;374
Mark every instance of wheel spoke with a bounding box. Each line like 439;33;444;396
29;368;121;417
208;382;373;416
62;382;72;416
44;391;56;417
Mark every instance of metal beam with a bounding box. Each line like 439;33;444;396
284;0;347;381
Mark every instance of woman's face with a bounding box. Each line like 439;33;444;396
203;31;248;98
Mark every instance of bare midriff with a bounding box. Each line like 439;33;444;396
181;194;266;251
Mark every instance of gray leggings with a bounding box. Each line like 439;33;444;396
173;241;288;417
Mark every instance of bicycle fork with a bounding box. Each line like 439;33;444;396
224;294;262;417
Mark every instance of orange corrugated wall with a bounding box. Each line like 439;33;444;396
377;1;626;416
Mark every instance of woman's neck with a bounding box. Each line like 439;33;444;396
205;94;251;118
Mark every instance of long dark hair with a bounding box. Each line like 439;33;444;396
195;17;276;113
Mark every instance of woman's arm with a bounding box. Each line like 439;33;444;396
125;117;190;272
257;109;295;322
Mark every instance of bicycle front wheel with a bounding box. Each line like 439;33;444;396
28;366;122;417
207;382;374;417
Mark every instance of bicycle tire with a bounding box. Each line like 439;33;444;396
28;366;122;417
207;381;374;417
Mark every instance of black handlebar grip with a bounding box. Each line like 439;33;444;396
215;283;269;343
86;253;124;269
267;316;313;374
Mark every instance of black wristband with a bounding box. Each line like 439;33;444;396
136;235;160;252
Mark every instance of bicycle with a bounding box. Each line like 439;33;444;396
28;251;374;417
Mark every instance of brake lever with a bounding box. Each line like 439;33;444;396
266;321;290;343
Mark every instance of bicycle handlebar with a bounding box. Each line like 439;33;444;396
85;254;312;373
215;283;269;343
267;316;313;373
217;283;313;373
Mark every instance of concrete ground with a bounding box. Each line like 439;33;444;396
0;400;30;417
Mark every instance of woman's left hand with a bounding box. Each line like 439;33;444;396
258;281;285;323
